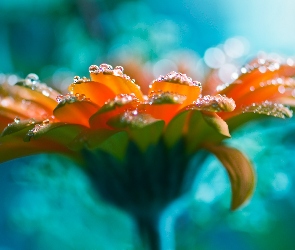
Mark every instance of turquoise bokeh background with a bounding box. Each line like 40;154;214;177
1;0;295;249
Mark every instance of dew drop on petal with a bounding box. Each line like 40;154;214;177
89;65;99;73
114;66;124;72
14;117;20;124
73;76;81;83
25;73;40;89
278;85;285;94
286;58;294;66
99;63;113;71
240;67;247;74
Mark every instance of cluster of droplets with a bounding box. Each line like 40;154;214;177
99;94;139;113
17;73;55;98
24;118;52;141
238;58;281;75
216;58;294;92
147;91;186;105
243;101;293;118
154;71;202;87
192;94;236;112
7;117;36;127
72;76;90;84
256;77;295;95
118;110;156;128
56;93;90;105
88;64;136;83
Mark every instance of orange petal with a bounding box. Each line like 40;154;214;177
89;64;144;101
4;84;57;114
0;96;50;121
53;100;99;127
204;144;255;210
68;81;117;107
149;72;202;105
138;103;182;125
220;60;295;101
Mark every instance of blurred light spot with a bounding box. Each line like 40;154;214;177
52;69;75;93
272;172;290;192
224;37;248;58
287;58;294;66
231;72;239;80
278;85;285;94
0;73;5;84
195;183;216;203
218;63;238;82
7;75;18;85
152;59;177;78
204;47;225;69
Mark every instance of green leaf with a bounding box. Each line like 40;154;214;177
204;144;255;210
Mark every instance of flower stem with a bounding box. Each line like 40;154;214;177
136;214;163;250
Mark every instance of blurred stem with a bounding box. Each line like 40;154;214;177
136;213;165;250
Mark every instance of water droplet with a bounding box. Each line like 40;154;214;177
114;66;124;72
148;91;186;105
42;90;50;97
258;66;267;73
73;76;81;83
191;94;235;112
243;101;292;118
42;119;50;125
29;119;35;124
286;58;294;66
250;86;255;91
278;85;285;94
99;63;113;71
89;65;99;73
154;71;201;87
14;117;20;124
240;67;247;74
25;73;40;87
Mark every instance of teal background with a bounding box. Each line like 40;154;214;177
1;0;295;249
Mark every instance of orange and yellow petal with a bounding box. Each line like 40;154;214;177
68;80;116;107
1;83;57;119
88;64;144;101
219;59;295;103
149;72;202;105
138;91;186;125
53;94;99;127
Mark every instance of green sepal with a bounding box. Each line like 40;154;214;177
202;112;230;137
92;130;128;160
1;119;38;137
128;120;165;152
164;110;190;148
186;111;230;153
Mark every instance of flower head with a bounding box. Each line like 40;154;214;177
1;59;295;213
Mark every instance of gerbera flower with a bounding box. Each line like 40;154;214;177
0;60;294;249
